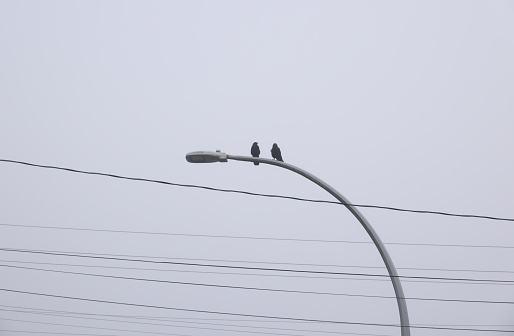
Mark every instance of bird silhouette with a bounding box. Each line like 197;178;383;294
251;142;260;165
271;143;283;162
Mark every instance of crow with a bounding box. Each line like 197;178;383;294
271;143;283;162
251;142;260;165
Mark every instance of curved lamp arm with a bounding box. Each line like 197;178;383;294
186;151;410;335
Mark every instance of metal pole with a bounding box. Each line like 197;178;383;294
227;155;410;336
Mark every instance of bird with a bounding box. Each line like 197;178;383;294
251;142;260;165
271;143;283;162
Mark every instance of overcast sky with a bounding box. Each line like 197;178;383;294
1;1;514;336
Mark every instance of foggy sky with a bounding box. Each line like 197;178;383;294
1;1;513;335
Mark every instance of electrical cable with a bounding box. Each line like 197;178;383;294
0;303;345;324
1;288;513;333
0;309;394;336
4;259;510;285
1;246;511;275
3;304;513;329
0;329;124;336
3;263;514;305
1;159;513;222
1;222;512;250
2;247;513;284
0;317;207;336
1;263;395;299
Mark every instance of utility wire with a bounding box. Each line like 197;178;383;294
0;317;204;336
1;246;511;275
3;304;513;329
2;222;512;250
0;329;124;336
3;263;514;305
2;262;397;299
0;309;394;336
2;247;513;284
0;303;359;324
1;288;513;333
1;159;513;222
0;258;393;282
4;259;510;285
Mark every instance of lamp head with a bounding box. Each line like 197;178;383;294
186;151;228;163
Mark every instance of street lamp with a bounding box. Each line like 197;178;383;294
186;150;228;163
185;150;410;336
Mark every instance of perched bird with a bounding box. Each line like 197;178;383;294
271;143;283;162
251;142;260;165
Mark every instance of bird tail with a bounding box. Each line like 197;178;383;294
254;162;259;166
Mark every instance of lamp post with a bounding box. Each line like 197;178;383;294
186;150;410;336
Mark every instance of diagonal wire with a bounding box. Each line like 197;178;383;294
0;308;394;336
1;223;514;249
2;247;514;284
3;263;514;304
2;288;514;333
1;159;513;222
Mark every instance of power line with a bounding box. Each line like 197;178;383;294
1;246;510;275
1;309;394;336
0;329;125;336
0;287;405;328
4;259;510;285
2;247;513;284
1;317;203;336
2;222;513;250
3;263;514;305
0;303;349;324
4;304;514;329
0;304;327;324
1;158;513;222
1;288;513;333
0;258;394;282
1;263;398;299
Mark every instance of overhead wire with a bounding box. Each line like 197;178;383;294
3;263;514;305
1;158;513;222
0;330;125;336
1;222;513;250
4;259;511;286
1;262;398;299
0;304;514;332
0;308;395;336
2;247;513;284
1;288;514;333
1;246;511;275
0;303;358;324
0;317;212;336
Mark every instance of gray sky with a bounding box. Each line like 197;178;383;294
1;1;513;335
